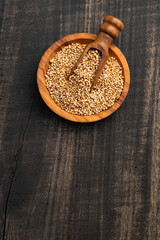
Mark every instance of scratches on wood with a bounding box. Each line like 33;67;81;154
0;0;160;239
84;0;93;33
146;14;160;240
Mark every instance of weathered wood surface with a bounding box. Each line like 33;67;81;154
0;0;159;239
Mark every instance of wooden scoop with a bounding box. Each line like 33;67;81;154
67;15;124;92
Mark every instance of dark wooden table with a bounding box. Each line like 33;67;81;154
0;0;160;239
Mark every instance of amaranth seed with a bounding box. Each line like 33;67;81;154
45;43;124;115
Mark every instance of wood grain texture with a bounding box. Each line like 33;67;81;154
37;33;130;122
0;0;160;239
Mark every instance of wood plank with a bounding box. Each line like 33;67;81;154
0;0;160;239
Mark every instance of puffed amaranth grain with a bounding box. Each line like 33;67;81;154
45;43;124;115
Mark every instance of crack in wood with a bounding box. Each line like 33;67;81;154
2;94;36;240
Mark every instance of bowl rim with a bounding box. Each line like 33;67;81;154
37;33;130;123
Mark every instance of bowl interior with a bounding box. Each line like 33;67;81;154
37;33;130;122
44;38;124;76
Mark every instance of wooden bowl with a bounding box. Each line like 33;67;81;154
37;33;130;122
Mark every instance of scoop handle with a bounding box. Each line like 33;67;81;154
99;15;124;40
90;16;124;92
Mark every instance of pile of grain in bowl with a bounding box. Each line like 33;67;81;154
45;43;124;115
